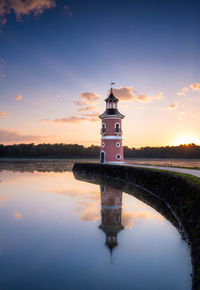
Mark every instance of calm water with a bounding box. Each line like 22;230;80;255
0;160;192;289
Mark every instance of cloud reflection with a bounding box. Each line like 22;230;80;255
13;212;21;219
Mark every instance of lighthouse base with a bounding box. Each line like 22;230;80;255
100;161;125;165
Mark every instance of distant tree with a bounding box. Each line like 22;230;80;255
0;143;199;158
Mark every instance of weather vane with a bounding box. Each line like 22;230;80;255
110;82;115;91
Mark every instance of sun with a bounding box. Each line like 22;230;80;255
174;135;199;146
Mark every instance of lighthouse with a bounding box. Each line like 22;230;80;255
99;86;125;163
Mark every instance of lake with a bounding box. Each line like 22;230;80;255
0;160;192;289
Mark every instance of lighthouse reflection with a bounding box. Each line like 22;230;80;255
99;184;124;255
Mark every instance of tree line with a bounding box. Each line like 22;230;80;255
0;143;199;158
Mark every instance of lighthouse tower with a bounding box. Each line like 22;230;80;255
99;87;125;164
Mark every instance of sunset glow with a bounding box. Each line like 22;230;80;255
0;0;200;147
174;135;200;146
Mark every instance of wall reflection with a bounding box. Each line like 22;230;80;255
99;185;124;255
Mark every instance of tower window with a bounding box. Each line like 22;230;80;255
116;142;120;148
114;212;121;224
115;123;120;133
102;142;105;148
116;154;121;160
102;123;106;134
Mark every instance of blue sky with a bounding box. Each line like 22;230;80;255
0;0;200;147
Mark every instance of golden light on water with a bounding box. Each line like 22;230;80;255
174;135;199;146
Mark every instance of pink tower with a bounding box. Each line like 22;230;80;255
99;87;125;163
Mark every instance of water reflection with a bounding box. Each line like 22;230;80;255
0;164;192;290
99;185;124;255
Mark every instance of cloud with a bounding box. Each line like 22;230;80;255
0;0;56;24
190;83;200;91
74;92;99;112
136;92;164;103
136;94;149;102
79;208;99;222
176;87;189;96
168;102;179;110
113;87;136;101
81;112;99;118
112;87;164;103
80;92;99;103
152;92;164;99
176;92;185;96
181;87;188;92
122;210;163;228
13;212;21;219
0;129;42;143
40;112;99;124
15;94;22;101
0;111;7;118
77;106;95;112
51;187;100;222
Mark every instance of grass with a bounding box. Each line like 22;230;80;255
130;165;200;187
127;163;200;170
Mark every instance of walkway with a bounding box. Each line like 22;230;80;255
125;164;200;178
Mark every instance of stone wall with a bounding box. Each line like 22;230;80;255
73;162;200;290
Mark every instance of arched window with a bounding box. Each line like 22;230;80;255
115;123;120;133
102;123;106;134
102;210;106;222
116;142;120;148
114;212;121;224
102;142;105;148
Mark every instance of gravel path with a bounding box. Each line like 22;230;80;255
125;164;200;178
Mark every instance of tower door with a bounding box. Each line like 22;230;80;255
100;152;105;163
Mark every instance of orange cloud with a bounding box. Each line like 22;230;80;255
177;92;185;96
168;102;179;110
52;187;100;222
77;105;95;112
122;211;135;228
181;87;188;92
137;92;164;102
137;94;149;102
0;129;42;143
0;0;56;24
13;212;21;219
52;188;99;201
113;87;136;101
79;208;99;222
176;87;189;96
41;112;99;124
122;210;163;228
80;92;99;103
15;94;23;101
113;87;163;103
74;92;99;112
0;111;7;118
190;83;200;91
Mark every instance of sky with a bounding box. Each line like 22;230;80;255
0;0;200;148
